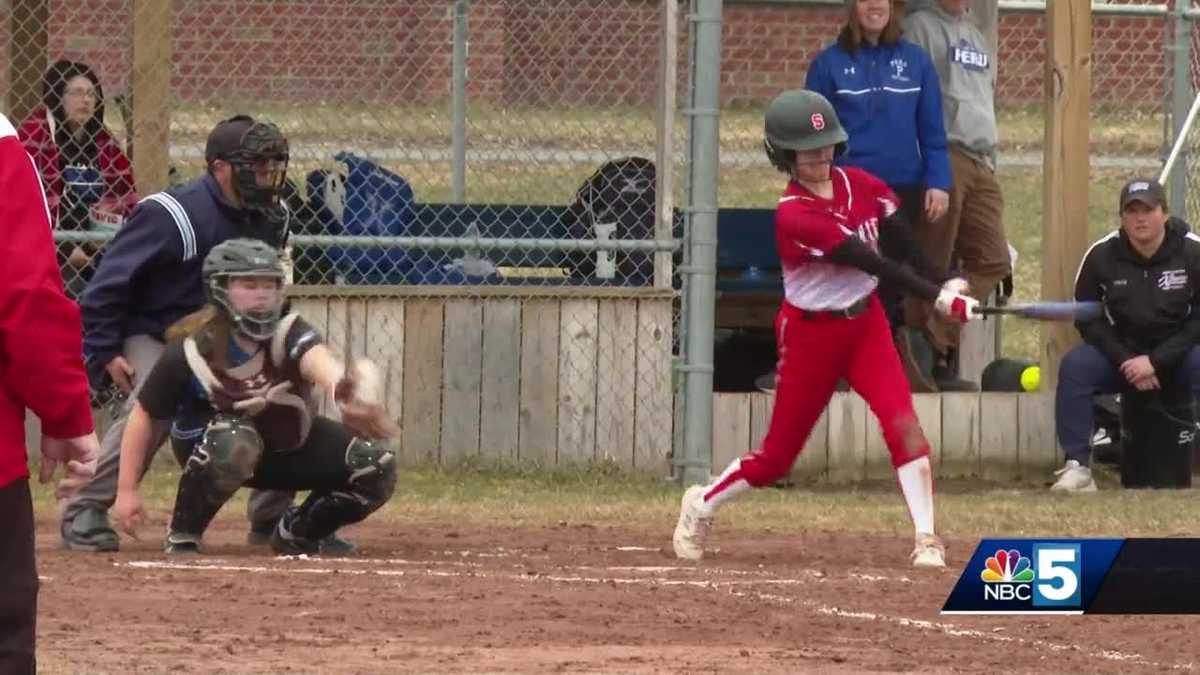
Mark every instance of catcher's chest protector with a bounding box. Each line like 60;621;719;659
183;313;314;450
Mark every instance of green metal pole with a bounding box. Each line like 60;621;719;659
1169;0;1191;220
678;0;721;485
451;0;469;203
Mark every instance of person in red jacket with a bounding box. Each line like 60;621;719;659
0;112;100;674
17;60;138;298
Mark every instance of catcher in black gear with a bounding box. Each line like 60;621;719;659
112;238;399;555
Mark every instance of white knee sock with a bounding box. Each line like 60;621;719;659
700;458;752;515
895;456;935;535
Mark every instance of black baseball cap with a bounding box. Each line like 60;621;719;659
1119;178;1166;211
204;114;256;162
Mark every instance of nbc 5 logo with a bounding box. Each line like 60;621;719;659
1032;543;1082;607
980;544;1081;607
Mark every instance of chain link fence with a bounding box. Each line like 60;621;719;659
2;0;684;471
713;0;1191;363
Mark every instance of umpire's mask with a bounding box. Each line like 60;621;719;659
206;115;290;213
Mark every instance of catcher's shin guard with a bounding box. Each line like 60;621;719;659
170;414;264;537
288;437;397;541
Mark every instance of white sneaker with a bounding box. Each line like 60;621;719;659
1050;460;1098;493
911;532;946;569
672;485;713;561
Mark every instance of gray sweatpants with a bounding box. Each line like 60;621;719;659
61;334;294;528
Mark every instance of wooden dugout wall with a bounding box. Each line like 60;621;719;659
27;289;1059;481
288;287;676;472
712;391;1059;483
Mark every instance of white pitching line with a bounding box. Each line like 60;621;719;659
849;572;912;584
572;565;696;573
515;574;811;589
124;560;409;577
274;555;483;568
115;558;1187;669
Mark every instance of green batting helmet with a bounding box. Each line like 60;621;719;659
763;89;848;171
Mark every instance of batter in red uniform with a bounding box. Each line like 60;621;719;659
673;90;979;568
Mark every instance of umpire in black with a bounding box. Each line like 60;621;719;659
64;115;353;553
1051;178;1200;492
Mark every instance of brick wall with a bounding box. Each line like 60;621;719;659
0;1;1183;111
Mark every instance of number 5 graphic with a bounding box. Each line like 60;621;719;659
1033;544;1082;607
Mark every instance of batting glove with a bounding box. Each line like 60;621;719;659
935;289;980;323
941;277;970;296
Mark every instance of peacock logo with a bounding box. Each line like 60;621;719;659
981;548;1035;583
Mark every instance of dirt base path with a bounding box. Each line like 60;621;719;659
34;518;1197;673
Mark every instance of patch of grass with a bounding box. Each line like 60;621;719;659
33;459;1198;540
142;102;1158;159
153;102;663;150
31;453;188;518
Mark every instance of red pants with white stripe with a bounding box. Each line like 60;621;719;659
710;295;929;496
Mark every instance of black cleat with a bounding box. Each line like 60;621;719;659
269;509;320;556
163;532;202;555
252;515;356;554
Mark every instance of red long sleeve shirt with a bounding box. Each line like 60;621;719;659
775;166;898;310
0;114;94;488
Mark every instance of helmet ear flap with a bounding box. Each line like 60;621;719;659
763;138;795;174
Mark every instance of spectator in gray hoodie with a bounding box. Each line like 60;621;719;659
900;0;1010;392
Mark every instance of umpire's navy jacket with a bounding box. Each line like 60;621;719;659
1074;217;1200;372
81;174;265;381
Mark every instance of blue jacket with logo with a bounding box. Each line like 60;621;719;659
81;174;281;381
805;38;951;192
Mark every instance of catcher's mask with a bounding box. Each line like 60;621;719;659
206;115;289;213
203;238;287;341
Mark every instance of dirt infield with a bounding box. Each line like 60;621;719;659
32;516;1200;674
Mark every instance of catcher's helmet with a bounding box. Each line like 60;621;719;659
206;115;289;213
763;89;848;172
203;238;286;341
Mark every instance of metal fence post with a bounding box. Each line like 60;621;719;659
1170;0;1191;219
451;0;469;203
678;0;721;485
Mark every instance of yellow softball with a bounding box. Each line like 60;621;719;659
1020;365;1041;392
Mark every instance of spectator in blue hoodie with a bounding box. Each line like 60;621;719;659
806;0;952;390
807;0;951;224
